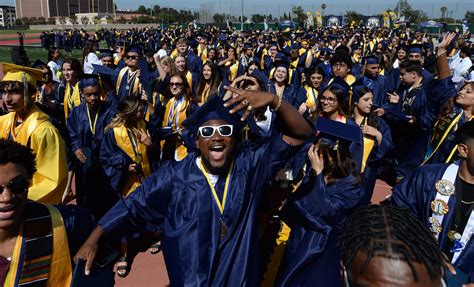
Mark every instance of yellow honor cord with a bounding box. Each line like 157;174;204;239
86;106;99;135
198;158;234;214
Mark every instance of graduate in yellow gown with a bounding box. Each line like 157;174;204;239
0;63;67;204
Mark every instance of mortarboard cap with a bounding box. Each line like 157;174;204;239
125;44;144;56
322;76;350;101
351;78;370;104
273;53;290;69
407;44;423;55
182;95;246;137
243;42;252;50
99;49;114;58
1;62;44;87
92;64;119;78
315;117;362;147
78;73;100;90
363;55;379;65
31;59;47;69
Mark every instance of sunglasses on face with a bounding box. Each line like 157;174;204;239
0;176;29;195
198;125;233;138
170;82;184;88
126;55;140;60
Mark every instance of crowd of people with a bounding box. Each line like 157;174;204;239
0;22;473;286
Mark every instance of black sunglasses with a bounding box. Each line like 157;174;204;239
170;82;184;88
126;55;140;60
0;176;30;195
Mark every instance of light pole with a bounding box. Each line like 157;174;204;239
241;0;244;31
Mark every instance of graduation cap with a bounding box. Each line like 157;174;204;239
78;73;100;90
363;55;379;65
291;42;301;50
273;53;290;69
31;59;47;69
1;62;44;87
322;76;350;101
92;64;119;78
314;117;362;148
351;43;361;50
407;44;423;55
328;34;339;41
243;42;252;50
181;95;246;137
196;31;210;41
281;46;291;56
125;44;143;56
98;49;114;59
351;78;369;104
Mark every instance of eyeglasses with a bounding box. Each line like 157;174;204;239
170;82;184;88
198;125;233;138
320;97;337;104
126;55;140;60
0;176;29;195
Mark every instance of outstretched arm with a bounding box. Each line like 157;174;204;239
223;86;313;141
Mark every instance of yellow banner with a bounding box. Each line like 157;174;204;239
305;11;314;28
316;11;323;28
389;11;398;28
383;11;390;28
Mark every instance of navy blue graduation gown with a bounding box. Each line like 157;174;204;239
185;51;202;75
385;80;434;177
360;117;393;204
389;67;433;92
392;164;474;281
67;103;116;219
98;131;296;286
362;74;390;108
276;173;364;287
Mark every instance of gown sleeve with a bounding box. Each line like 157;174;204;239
28;125;68;204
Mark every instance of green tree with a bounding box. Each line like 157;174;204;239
402;7;428;23
37;17;46;24
292;5;305;26
69;15;78;24
466;11;474;23
152;5;161;16
344;10;364;26
440;6;448;19
81;16;89;25
251;14;265;23
137;5;148;14
213;13;225;23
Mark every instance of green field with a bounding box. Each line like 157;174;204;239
0;46;84;64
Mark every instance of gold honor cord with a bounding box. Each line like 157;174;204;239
198;158;235;215
86;106;100;135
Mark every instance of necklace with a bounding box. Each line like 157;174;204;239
461;200;474;205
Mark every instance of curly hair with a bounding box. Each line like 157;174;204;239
0;139;37;179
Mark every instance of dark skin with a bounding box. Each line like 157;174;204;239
74;85;101;164
0;163;29;259
74;87;312;275
343;251;443;287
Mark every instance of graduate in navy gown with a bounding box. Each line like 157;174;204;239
74;88;313;286
392;121;474;282
66;74;116;220
351;84;393;204
275;118;364;287
360;55;390;109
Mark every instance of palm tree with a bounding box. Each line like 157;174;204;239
440;6;448;19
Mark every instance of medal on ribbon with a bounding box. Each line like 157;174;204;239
435;179;455;196
430;199;449;215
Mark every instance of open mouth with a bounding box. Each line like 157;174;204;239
209;144;226;162
0;205;16;220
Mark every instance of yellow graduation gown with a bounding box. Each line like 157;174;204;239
0;106;67;204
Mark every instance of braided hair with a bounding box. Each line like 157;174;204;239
340;205;443;282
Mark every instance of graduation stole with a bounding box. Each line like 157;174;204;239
225;60;239;81
260;49;268;70
270;68;294;84
197;158;235;215
305;50;316;67
63;82;81;121
116;67;140;97
113;122;152;196
200;83;211;103
0;105;49;145
304;85;318;111
185;71;193;91
145;92;160;122
198;45;208;62
161;96;189;160
4;201;72;287
357;117;375;173
424;111;471;164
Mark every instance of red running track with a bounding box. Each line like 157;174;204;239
113;180;392;287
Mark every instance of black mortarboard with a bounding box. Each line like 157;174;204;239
182;95;246;136
92;64;119;78
125;44;144;56
315;117;362;147
78;73;100;90
98;49;114;58
31;59;47;69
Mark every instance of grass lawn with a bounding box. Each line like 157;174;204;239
0;46;84;64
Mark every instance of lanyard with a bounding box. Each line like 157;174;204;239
198;158;234;215
167;96;184;127
86;105;100;135
127;129;142;164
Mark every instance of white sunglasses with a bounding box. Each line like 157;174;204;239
198;125;233;138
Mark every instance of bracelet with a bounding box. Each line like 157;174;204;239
271;95;283;112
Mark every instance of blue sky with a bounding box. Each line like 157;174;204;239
1;0;473;19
